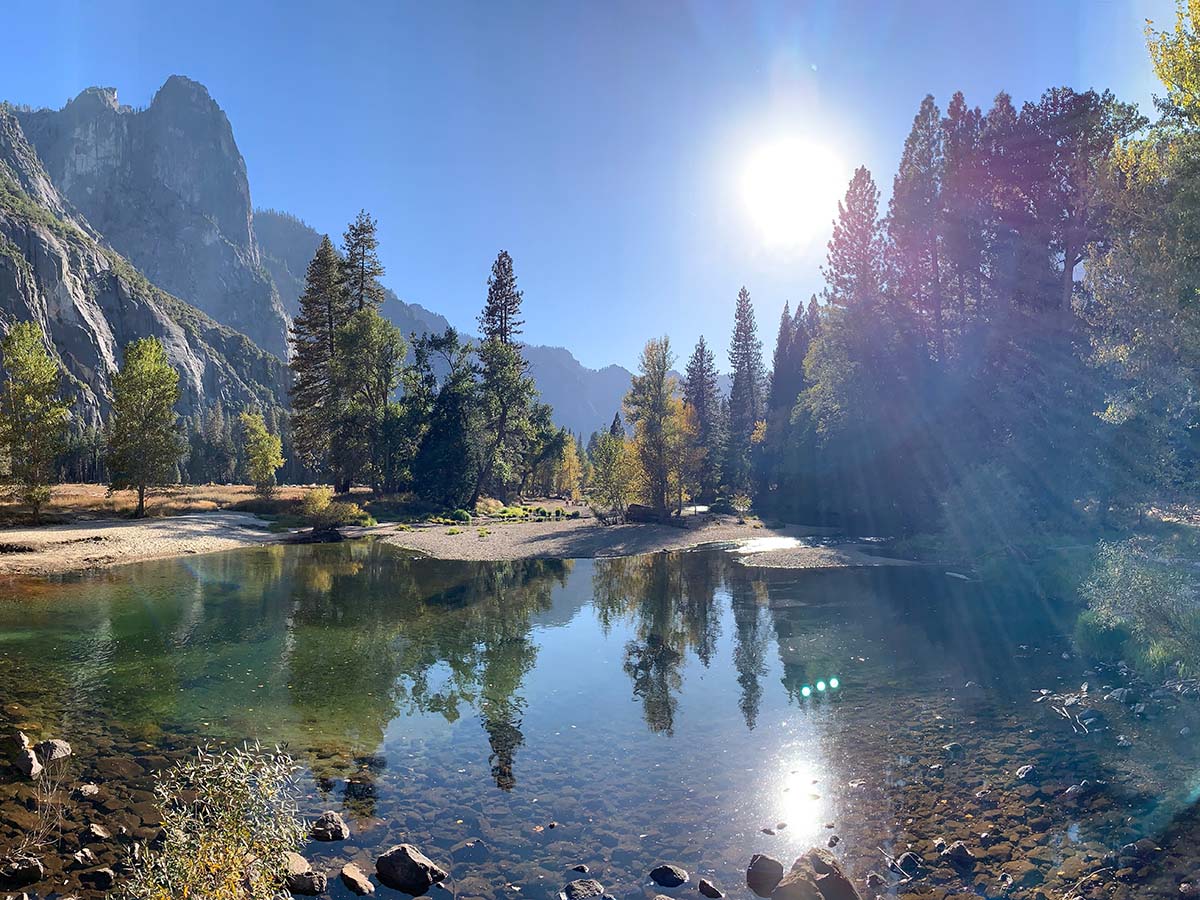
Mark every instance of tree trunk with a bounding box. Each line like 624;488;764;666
136;484;146;518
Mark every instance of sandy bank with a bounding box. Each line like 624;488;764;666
375;515;916;567
0;512;279;576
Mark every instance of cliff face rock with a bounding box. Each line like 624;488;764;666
14;77;290;358
0;106;287;426
254;208;631;436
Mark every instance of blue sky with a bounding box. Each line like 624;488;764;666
2;0;1172;370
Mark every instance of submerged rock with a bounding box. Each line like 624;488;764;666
309;810;350;841
562;878;605;900
376;844;448;896
0;855;44;887
891;851;925;879
747;854;785;897
942;841;976;867
340;862;375;895
698;879;724;898
649;864;689;887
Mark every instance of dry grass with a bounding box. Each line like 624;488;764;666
0;483;317;526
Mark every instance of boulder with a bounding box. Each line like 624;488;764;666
284;851;327;895
12;733;41;780
376;844;448;896
771;850;860;900
699;879;724;898
309;810;350;841
649;865;689;887
35;739;72;763
562;878;605;900
340;863;375;895
747;855;785;898
79;867;116;890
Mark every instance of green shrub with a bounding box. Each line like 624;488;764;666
478;527;490;538
121;744;306;900
301;487;374;530
450;508;471;523
446;527;462;535
568;509;581;519
1073;610;1130;664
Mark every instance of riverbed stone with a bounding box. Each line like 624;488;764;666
376;843;448;895
562;878;605;900
0;855;44;886
748;854;785;897
650;864;689;887
284;851;327;895
771;849;861;900
309;810;350;841
340;862;375;895
35;739;72;763
699;879;724;898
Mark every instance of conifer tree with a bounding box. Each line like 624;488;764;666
342;210;386;311
768;302;796;411
682;335;722;502
609;411;624;437
724;287;766;494
0;322;70;521
290;235;349;474
106;337;186;517
823;167;884;312
479;250;525;344
889;94;946;359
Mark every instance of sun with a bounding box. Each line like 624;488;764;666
741;137;847;251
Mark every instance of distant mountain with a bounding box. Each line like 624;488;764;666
254;209;631;436
13;78;291;358
4;75;635;437
0;106;287;425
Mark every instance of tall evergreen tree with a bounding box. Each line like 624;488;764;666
342;210;386;311
768;303;799;411
724;287;766;494
823;167;884;312
290;235;349;474
889;94;946;361
609;411;624;437
480;250;525;344
682;335;722;502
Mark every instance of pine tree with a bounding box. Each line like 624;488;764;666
823;167;884;312
290;235;349;475
0;322;70;521
624;338;686;517
889;94;946;360
768;302;796;411
106;337;187;517
724;287;766;494
609;411;624;437
479;250;525;344
342;210;386;311
682;335;722;501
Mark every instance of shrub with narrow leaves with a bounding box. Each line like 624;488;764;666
121;744;307;900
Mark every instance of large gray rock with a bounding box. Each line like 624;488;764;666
770;849;861;900
35;739;72;764
376;844;447;896
562;878;605;900
649;865;689;887
747;854;785;897
11;732;41;779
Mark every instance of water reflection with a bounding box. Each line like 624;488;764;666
2;545;1200;900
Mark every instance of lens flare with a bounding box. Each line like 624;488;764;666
801;685;812;698
829;677;840;689
816;681;827;692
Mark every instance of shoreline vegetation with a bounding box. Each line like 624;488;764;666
0;483;919;577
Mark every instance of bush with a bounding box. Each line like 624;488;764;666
1073;610;1130;664
568;509;581;519
450;508;471;523
301;487;374;531
475;497;504;515
121;744;306;900
446;527;462;535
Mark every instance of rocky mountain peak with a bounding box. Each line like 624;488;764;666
13;76;289;358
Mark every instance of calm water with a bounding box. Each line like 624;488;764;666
1;543;1199;899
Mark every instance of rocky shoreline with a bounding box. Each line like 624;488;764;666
3;656;1200;899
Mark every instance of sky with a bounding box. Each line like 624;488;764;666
1;0;1175;370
